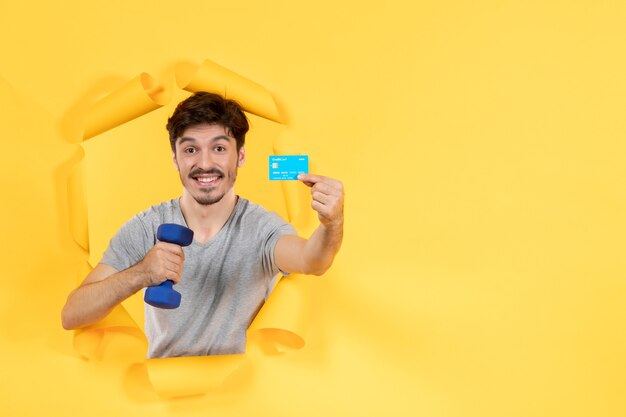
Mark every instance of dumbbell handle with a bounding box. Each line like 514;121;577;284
144;223;194;309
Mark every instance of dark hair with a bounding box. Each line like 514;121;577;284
166;92;249;152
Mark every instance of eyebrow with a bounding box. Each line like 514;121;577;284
177;135;232;146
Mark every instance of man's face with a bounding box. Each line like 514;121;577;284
173;124;245;205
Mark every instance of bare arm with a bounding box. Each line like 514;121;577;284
61;242;185;330
275;174;344;275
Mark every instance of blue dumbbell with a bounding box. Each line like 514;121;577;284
144;223;194;309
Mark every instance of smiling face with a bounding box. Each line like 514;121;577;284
173;123;245;206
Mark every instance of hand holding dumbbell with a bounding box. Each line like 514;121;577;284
144;223;194;309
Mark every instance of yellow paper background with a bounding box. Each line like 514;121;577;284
2;1;626;416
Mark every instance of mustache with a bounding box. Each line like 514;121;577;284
189;168;224;178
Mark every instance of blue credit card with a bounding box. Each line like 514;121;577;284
269;155;309;180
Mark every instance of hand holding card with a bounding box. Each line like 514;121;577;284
268;154;343;229
297;173;344;229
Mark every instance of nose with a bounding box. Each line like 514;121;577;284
197;148;214;169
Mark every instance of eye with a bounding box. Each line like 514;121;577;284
215;145;226;152
184;147;197;154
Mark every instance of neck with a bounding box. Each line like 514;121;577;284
179;189;238;243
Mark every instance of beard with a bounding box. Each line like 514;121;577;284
185;167;238;206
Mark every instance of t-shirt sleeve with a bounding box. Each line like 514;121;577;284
100;215;154;271
260;212;297;277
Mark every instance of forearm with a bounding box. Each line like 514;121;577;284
276;173;345;276
61;266;146;330
301;222;343;275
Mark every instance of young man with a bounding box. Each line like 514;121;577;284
61;92;344;358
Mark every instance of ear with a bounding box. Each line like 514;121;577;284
237;146;246;167
172;151;180;171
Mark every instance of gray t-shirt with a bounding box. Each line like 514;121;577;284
100;197;296;358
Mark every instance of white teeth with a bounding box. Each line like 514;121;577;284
197;177;218;183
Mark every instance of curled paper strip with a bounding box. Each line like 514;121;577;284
249;275;309;352
66;59;308;398
73;306;148;363
177;59;282;124
83;73;167;140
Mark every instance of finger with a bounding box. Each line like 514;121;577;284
311;177;344;194
312;182;343;197
154;245;185;266
329;179;344;193
168;270;182;284
163;260;183;282
298;178;315;188
157;242;186;257
164;256;184;271
298;174;344;194
311;200;332;219
318;176;343;190
298;173;322;183
298;173;328;187
159;249;185;266
312;190;331;205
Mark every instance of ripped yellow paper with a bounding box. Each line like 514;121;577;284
177;59;282;123
66;58;310;398
145;355;247;398
83;73;168;140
